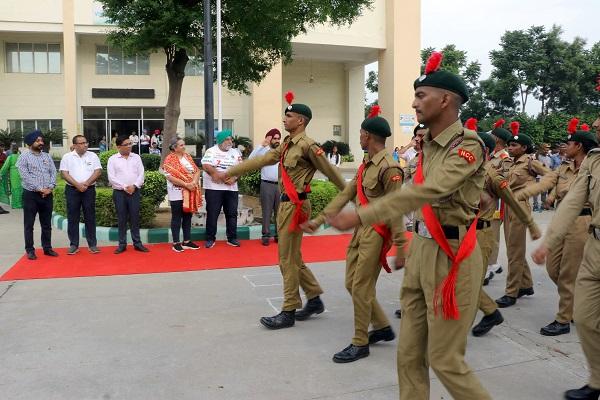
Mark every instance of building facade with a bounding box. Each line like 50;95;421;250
0;0;420;162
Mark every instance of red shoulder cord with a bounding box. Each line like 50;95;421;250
280;143;309;232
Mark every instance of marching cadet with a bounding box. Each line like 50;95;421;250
218;92;346;330
525;119;597;336
494;122;557;308
300;106;406;363
467;120;541;337
532;128;600;400
328;52;492;400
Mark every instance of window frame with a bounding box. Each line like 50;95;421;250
95;45;150;76
5;42;61;74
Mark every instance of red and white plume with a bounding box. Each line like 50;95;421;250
510;121;520;137
284;91;294;105
465;118;478;131
581;123;590;132
424;51;443;75
367;105;381;118
567;118;579;134
493;118;505;130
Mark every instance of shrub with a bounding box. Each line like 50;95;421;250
97;149;118;187
184;134;205;157
341;154;355;163
321;140;350;156
141;153;161;171
238;169;261;197
141;171;167;207
308;180;340;219
0;129;23;148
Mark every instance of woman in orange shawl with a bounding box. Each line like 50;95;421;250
163;137;202;252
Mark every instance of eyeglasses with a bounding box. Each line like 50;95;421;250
119;142;133;147
75;142;88;145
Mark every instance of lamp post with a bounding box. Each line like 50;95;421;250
203;0;215;148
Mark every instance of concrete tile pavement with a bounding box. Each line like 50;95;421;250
0;207;591;400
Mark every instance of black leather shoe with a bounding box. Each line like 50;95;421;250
261;237;269;246
564;385;600;400
43;249;58;257
260;311;295;330
395;309;402;319
495;295;517;308
295;296;325;321
114;245;127;254
472;310;504;337
133;244;149;252
27;251;37;260
540;320;570;336
332;344;369;363
518;287;534;298
368;326;395;344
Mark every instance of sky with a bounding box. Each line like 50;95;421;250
367;0;600;114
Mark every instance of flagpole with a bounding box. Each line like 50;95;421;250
216;0;222;132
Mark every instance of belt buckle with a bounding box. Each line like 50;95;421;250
416;221;432;239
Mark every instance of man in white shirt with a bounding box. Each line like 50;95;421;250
107;135;148;254
59;135;102;255
139;129;151;154
249;128;281;246
129;131;140;154
201;130;243;248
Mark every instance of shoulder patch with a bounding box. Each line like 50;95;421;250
314;147;324;156
458;148;476;164
449;136;464;150
499;180;509;189
391;175;402;182
499;152;509;159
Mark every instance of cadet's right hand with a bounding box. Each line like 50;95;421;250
327;210;360;231
531;245;548;265
394;257;405;270
529;223;542;241
299;220;319;234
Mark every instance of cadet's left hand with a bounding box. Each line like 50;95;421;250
531;245;548;265
299;220;319;234
394;257;405;270
326;210;360;231
529;223;542;241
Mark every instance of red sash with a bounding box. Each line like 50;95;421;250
280;143;309;232
414;153;479;320
356;162;392;273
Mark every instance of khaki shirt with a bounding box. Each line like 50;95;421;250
226;131;346;193
313;149;407;255
546;160;579;206
508;154;556;199
403;155;419;184
358;120;485;227
544;149;600;249
490;148;511;176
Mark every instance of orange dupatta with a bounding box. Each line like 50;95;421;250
163;152;202;213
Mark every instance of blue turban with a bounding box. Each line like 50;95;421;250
24;130;43;146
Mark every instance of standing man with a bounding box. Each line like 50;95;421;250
17;130;58;260
139;129;151;154
201;130;243;248
249;128;281;246
328;52;492;400
301;106;406;363
219;91;346;330
59;135;102;255
107;135;148;254
129;131;140;154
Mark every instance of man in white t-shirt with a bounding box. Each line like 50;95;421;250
59;134;102;255
129;131;140;154
201;130;243;248
139;129;151;154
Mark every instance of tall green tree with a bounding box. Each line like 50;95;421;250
99;0;373;158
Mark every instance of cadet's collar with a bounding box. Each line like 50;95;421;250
289;131;306;145
567;159;578;172
428;120;463;147
362;148;387;166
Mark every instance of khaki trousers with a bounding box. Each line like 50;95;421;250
504;205;533;297
397;234;491;400
277;201;323;311
477;226;499;315
488;218;502;265
547;215;591;323
573;237;600;389
346;226;390;346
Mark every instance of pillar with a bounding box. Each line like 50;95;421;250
62;0;78;143
250;62;283;146
346;64;365;167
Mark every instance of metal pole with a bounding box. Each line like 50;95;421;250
216;0;222;132
203;0;215;149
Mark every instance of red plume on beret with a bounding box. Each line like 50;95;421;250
284;91;294;105
567;118;579;134
464;118;478;131
425;51;443;75
367;105;381;118
493;118;505;129
510;121;520;136
596;75;600;92
581;123;590;132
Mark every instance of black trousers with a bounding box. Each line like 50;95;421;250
65;185;97;247
260;181;280;237
112;189;142;246
204;189;238;241
170;200;192;243
22;189;53;252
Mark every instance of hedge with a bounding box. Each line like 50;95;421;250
238;170;261;197
308;180;340;219
140;153;161;171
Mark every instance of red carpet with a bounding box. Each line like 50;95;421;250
1;233;410;281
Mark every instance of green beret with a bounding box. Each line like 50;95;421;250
285;103;312;120
507;133;534;154
361;116;391;137
491;127;512;143
414;70;469;104
478;132;496;154
568;130;598;148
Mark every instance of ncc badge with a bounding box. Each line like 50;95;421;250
457;148;476;164
315;147;325;156
418;74;427;82
287;105;293;111
499;180;509;189
391;175;402;182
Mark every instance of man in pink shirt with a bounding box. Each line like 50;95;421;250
107;135;148;254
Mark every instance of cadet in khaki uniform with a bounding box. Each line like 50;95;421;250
470;126;541;337
301;107;406;363
526;119;597;336
495;123;557;308
329;52;492;400
532;132;600;400
220;92;346;330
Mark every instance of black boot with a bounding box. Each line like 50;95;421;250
394;309;402;318
540;320;570;336
518;287;534;297
368;326;395;344
260;311;295;330
295;296;325;321
332;344;369;363
472;310;504;337
495;295;517;308
564;385;600;400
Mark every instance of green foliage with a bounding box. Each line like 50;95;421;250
233;135;253;158
308;180;340;219
0;129;23;148
238;170;261;197
141;171;168;207
140;153;161;171
366;70;378;93
341;154;355;163
321;140;350;156
98;149;118;187
184;134;205;157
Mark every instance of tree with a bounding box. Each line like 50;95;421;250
99;0;373;159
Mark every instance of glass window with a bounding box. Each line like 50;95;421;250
6;43;60;74
185;55;203;76
184;119;233;138
83;107;106;119
137;54;149;75
36;120;50;132
184;120;196;136
123;54;137;75
83;120;106;149
34;43;48;73
108;46;122;74
95;45;109;75
48;44;61;73
22;120;36;133
107;107;141;119
96;46;150;75
50;120;63;130
142;107;164;119
8;120;20;132
6;43;19;73
18;43;34;73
